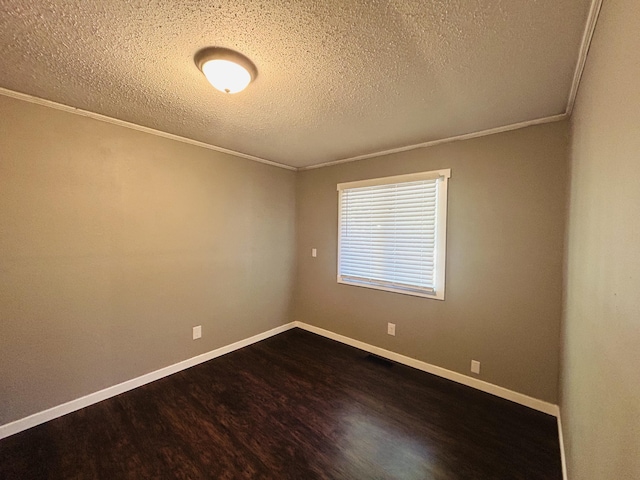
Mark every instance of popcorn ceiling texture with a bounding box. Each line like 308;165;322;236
0;0;592;168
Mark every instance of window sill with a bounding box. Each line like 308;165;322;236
337;278;445;300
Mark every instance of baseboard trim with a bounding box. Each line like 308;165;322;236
1;321;560;441
0;322;296;440
557;412;569;480
294;321;559;417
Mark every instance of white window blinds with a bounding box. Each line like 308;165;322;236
337;169;450;299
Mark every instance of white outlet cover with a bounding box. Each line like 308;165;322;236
471;360;480;374
193;325;202;340
387;323;396;336
312;248;317;257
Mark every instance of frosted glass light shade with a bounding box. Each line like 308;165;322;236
195;48;257;94
201;59;252;94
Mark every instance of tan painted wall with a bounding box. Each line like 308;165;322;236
561;0;640;477
0;95;296;424
295;122;568;403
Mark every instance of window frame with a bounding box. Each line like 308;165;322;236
336;168;451;300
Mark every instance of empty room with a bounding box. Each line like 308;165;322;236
0;0;638;479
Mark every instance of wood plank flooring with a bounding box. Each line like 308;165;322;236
0;328;562;479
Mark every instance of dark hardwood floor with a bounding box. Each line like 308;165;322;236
0;328;562;479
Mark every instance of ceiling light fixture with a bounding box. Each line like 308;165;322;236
195;47;257;94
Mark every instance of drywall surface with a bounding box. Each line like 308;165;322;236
0;0;591;167
295;122;568;403
561;0;640;477
0;95;296;424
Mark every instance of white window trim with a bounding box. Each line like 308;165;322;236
337;168;451;300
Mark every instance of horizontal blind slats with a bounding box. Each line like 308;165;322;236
344;181;437;195
343;189;437;201
340;255;435;265
341;230;436;237
339;176;440;292
340;275;434;290
342;237;436;244
343;202;435;211
339;273;434;286
340;273;434;285
341;262;434;270
340;276;435;292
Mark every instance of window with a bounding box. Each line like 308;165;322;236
337;169;451;300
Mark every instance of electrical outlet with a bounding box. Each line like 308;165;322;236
312;248;317;257
471;360;480;374
193;325;202;340
387;323;396;336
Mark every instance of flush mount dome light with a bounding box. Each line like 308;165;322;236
195;47;257;94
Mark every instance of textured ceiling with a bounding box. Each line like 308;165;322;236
0;0;592;168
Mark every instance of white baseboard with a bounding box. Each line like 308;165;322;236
0;322;296;440
557;412;568;480
294;321;560;417
1;321;560;442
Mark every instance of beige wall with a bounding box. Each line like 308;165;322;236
0;92;569;428
561;0;640;477
295;122;568;403
0;95;296;424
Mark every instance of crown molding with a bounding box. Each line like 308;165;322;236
2;0;602;174
299;0;602;171
299;113;568;171
566;0;604;115
0;87;296;171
